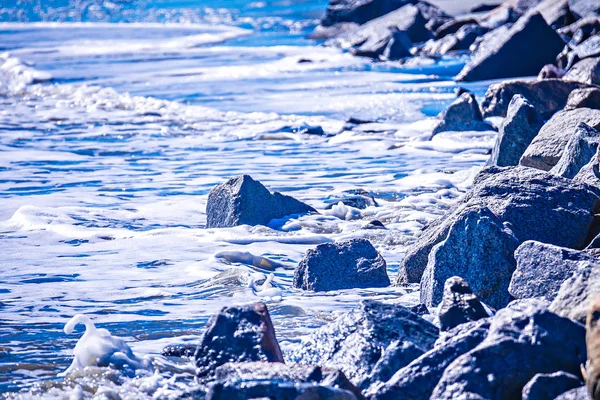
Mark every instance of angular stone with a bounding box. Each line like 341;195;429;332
522;372;583;400
290;300;439;390
574;148;600;191
550;261;600;323
438;276;490;332
421;24;488;57
555;386;590;400
382;29;412;60
456;13;566;82
569;0;600;19
434;17;478;39
564;35;600;70
293;239;390;292
520;108;600;171
489;94;545;167
194;303;284;378
566;87;600;110
206;175;315;228
551;123;600;178
565;57;600;85
431;92;492;135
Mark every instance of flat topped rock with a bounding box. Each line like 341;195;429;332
206;175;315;228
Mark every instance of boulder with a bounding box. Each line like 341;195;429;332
382;29;413;60
456;12;565;82
420;206;519;309
162;343;196;358
438;276;490;332
431;300;587;399
561;35;600;70
434;17;478;39
530;0;574;29
481;79;588;119
550;261;600;323
206;362;365;400
551;122;600;178
585;296;600;400
564;57;600;85
325;189;378;210
489;94;545;167
569;0;600;19
194;303;284;377
290;300;439;390
509;241;600;301
555;387;590;400
206;175;315;228
293;239;390;292
431;92;493;135
520;108;600;171
574;147;600;190
421;24;488;57
522;372;583;400
538;64;566;79
566;87;600;110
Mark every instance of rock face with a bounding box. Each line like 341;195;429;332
569;0;600;19
420;206;519;309
481;79;588;119
522;372;583;400
551;123;600;178
206;175;315;228
431;92;492;135
206;362;364;400
574;148;600;191
509;241;599;302
290;300;439;390
489;94;544;166
326;189;378;210
566;87;600;110
456;12;565;82
564;57;600;85
397;166;600;285
293;239;390;292
585;296;600;400
520;108;600;171
383;29;412;60
431;300;587;399
421;24;488;57
438;276;490;332
550;261;600;323
194;303;284;377
555;386;590;400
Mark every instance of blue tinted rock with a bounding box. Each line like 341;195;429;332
551;123;600;178
555;386;589;400
522;371;582;400
382;29;412;60
432;92;493;135
550;261;600;323
438;276;490;332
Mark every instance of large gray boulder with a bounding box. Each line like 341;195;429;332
194;303;284;378
564;56;600;85
520;108;600;171
431;300;587;399
550;261;600;323
566;87;600;111
509;241;600;301
420;206;519;309
293;239;390;292
431;92;493;135
521;371;583;400
456;12;565;82
551;123;600;178
290;300;439;390
206;175;315;228
481;79;588;119
489;94;545;166
438;276;490;332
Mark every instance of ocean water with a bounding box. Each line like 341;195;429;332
0;0;497;397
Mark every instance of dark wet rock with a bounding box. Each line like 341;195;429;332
207;362;364;400
276;124;326;136
420;206;519;309
397;166;600;285
481;79;588;119
434;17;478;39
566;87;600;110
370;319;491;400
585;296;600;400
489;94;544;167
431;92;493;135
565;57;600;85
569;0;600;19
520;108;600;171
431;300;587;399
538;64;566;79
522;371;583;400
438;276;490;332
382;29;412;60
363;220;386;230
551;123;600;178
194;302;284;378
293;239;390;292
162;343;196;358
509;241;599;302
555;386;590;400
550;261;600;323
470;3;501;13
290;300;439;390
456;12;565;82
326;189;378;210
206;175;316;228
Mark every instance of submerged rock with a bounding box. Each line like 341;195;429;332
566;87;600;110
438;276;490;332
551;123;600;178
431;92;492;135
206;175;315;228
564;57;600;85
489;94;544;167
421;24;488;57
550;260;600;323
522;372;583;400
293;239;390;292
194;303;284;378
434;17;478;38
456;12;565;82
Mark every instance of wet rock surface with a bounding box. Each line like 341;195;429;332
438;276;490;332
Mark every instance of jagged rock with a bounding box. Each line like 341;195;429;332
431;92;492;135
194;303;284;378
520;108;600;171
574;147;600;190
522;372;583;400
550;261;600;323
470;3;501;13
438;276;490;332
560;16;600;47
369;319;491;400
555;386;590;400
421;24;488;57
325;189;378;210
434;17;478;38
431;300;587;399
489;94;544;167
293;239;390;292
420;206;519;309
551;123;600;178
382;29;412;60
206;175;315;228
290;300;439;390
560;35;600;71
530;0;574;29
397;166;600;285
569;0;600;19
538;64;566;79
481;79;588;119
585;296;600;400
566;87;600;110
206;362;365;400
456;12;565;82
509;241;600;302
162;343;196;358
565;57;600;85
363;220;386;230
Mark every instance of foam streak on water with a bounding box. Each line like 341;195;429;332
0;0;495;397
